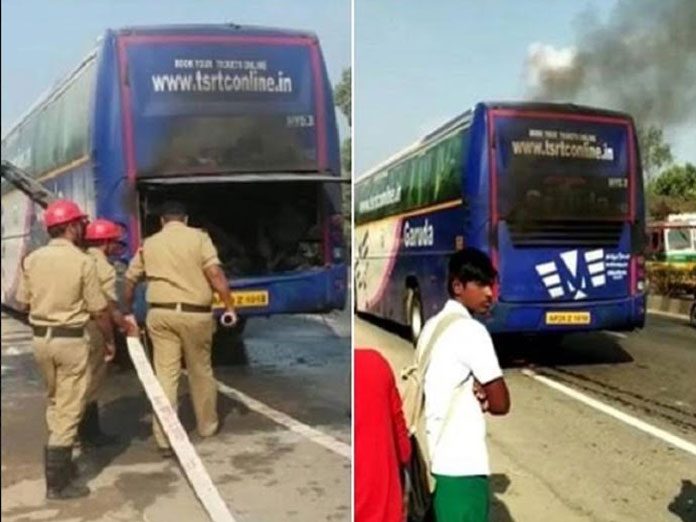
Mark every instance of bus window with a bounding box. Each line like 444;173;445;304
667;228;691;251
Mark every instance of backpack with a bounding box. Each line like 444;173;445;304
400;313;463;522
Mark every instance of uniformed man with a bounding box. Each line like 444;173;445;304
80;218;133;447
123;201;237;458
16;199;115;500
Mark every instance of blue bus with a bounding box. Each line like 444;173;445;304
1;24;347;334
355;102;647;342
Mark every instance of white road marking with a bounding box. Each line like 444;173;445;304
522;368;696;458
603;331;627;339
215;379;351;460
647;309;690;322
127;337;237;522
2;345;34;356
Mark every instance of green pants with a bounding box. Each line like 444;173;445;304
433;475;489;522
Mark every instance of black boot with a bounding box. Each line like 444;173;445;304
79;402;119;448
45;447;89;500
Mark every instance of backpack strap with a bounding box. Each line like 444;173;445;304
418;312;469;454
416;313;461;381
433;375;468;451
407;313;462;433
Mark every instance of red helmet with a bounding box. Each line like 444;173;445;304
43;199;87;228
85;219;123;241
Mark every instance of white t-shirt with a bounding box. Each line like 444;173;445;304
420;299;503;476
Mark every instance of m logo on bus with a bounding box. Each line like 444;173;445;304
535;249;607;300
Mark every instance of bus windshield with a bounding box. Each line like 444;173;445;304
124;39;320;176
501;160;629;221
666;228;693;251
495;116;631;221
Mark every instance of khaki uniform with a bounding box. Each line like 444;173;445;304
16;239;107;447
125;221;221;448
85;247;117;403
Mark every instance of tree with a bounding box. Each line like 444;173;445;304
334;68;351;126
333;67;352;250
651;163;696;199
637;125;673;183
334;67;352;175
646;163;696;219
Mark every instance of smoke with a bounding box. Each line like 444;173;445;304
524;0;696;130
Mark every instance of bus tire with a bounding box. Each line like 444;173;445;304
212;318;248;366
537;333;565;358
406;288;424;345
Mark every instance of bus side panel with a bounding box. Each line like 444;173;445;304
1;166;97;307
92;33;135;253
465;105;493;259
317;45;341;177
42;164;97;219
398;204;468;323
355;217;403;317
354;203;465;323
1;191;36;306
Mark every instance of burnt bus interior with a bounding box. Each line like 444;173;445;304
137;181;325;277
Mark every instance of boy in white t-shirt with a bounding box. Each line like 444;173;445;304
420;248;510;521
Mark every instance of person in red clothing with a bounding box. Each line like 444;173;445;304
355;348;411;522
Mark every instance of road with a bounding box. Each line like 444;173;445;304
356;312;696;522
1;310;351;522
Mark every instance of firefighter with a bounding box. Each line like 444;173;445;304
15;199;115;499
79;218;133;447
122;201;237;458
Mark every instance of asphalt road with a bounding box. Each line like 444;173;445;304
1;310;351;522
355;312;696;522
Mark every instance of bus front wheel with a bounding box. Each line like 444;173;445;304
406;288;424;345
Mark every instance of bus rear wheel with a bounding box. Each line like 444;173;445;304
406;288;424;345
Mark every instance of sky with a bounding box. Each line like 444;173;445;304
354;0;696;175
0;0;351;139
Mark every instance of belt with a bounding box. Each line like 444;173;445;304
32;326;84;338
149;303;212;313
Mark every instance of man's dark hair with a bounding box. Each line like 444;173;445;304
47;223;70;238
158;201;187;222
447;247;497;297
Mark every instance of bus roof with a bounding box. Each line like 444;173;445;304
2;24;319;144
359;110;473;181
114;23;318;41
358;101;636;182
667;213;696;224
482;101;634;121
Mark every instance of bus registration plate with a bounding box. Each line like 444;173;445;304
213;290;269;309
545;311;591;325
